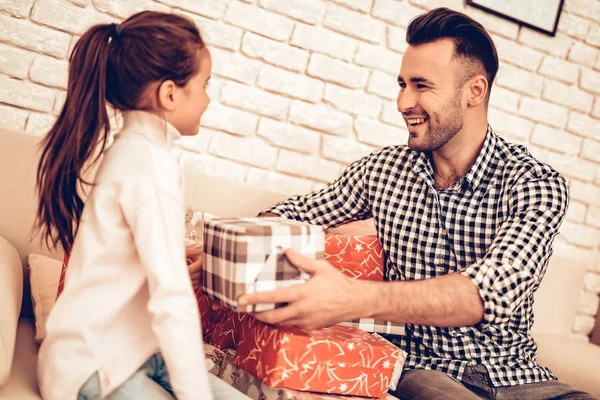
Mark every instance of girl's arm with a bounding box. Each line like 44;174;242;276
122;179;212;400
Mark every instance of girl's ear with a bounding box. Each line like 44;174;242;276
157;79;177;111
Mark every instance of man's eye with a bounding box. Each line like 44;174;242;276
398;82;406;89
416;84;427;89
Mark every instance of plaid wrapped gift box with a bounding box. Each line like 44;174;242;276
202;217;324;312
234;316;405;398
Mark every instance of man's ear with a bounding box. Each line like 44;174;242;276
157;79;177;111
466;74;488;107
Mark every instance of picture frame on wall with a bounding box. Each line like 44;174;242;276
466;0;564;36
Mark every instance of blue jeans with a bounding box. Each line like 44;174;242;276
393;365;596;399
78;353;249;399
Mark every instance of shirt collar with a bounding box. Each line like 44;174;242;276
119;110;181;149
409;125;498;191
462;125;497;191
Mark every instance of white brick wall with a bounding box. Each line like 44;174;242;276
1;0;599;338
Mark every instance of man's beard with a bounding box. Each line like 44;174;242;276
408;94;464;153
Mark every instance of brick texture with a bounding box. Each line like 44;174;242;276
224;1;293;41
324;3;384;44
276;149;341;182
242;32;309;72
386;25;408;54
324;83;382;117
257;118;321;154
0;0;598;337
0;0;35;18
307;53;369;89
0;43;35;79
257;64;324;103
258;0;326;25
354;42;402;75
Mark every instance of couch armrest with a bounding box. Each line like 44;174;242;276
0;237;23;385
535;333;600;399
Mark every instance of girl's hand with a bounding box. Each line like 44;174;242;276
186;243;203;292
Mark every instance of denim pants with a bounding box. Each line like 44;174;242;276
392;365;596;400
78;353;249;399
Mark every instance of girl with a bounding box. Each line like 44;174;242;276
35;11;247;400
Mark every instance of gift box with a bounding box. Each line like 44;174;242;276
195;290;218;342
338;319;405;336
208;310;251;350
324;234;385;281
219;349;401;400
234;316;405;398
323;233;404;337
202;217;324;312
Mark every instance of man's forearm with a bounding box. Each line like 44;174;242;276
355;273;484;327
258;211;280;217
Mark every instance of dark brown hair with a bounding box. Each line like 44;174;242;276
36;11;206;251
407;7;499;91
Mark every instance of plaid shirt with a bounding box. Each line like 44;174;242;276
266;127;569;387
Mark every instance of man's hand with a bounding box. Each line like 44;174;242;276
237;249;362;331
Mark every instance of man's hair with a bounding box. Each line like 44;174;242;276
407;7;499;94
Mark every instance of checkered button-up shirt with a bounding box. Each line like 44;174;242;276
266;127;569;387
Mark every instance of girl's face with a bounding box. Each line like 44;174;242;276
168;48;212;136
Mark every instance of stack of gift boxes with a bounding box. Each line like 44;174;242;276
194;216;406;398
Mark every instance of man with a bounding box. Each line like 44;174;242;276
237;7;594;400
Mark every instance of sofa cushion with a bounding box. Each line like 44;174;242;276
28;254;62;343
0;129;63;319
534;333;600;399
0;237;23;386
532;256;588;336
0;319;40;399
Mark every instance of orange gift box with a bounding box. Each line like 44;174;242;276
324;234;385;281
234;316;403;398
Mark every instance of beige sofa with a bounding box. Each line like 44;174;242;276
1;127;599;399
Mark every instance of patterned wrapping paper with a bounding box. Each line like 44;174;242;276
233;316;405;398
323;233;405;337
324;234;385;281
195;289;219;342
209;309;250;350
218;350;401;400
202;217;324;312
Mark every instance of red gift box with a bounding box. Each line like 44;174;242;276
210;310;250;350
195;290;249;350
195;290;218;342
234;316;403;398
324;234;385;281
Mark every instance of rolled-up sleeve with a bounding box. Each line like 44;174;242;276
265;153;374;229
461;174;568;327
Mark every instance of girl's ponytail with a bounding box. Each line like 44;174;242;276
36;24;114;251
